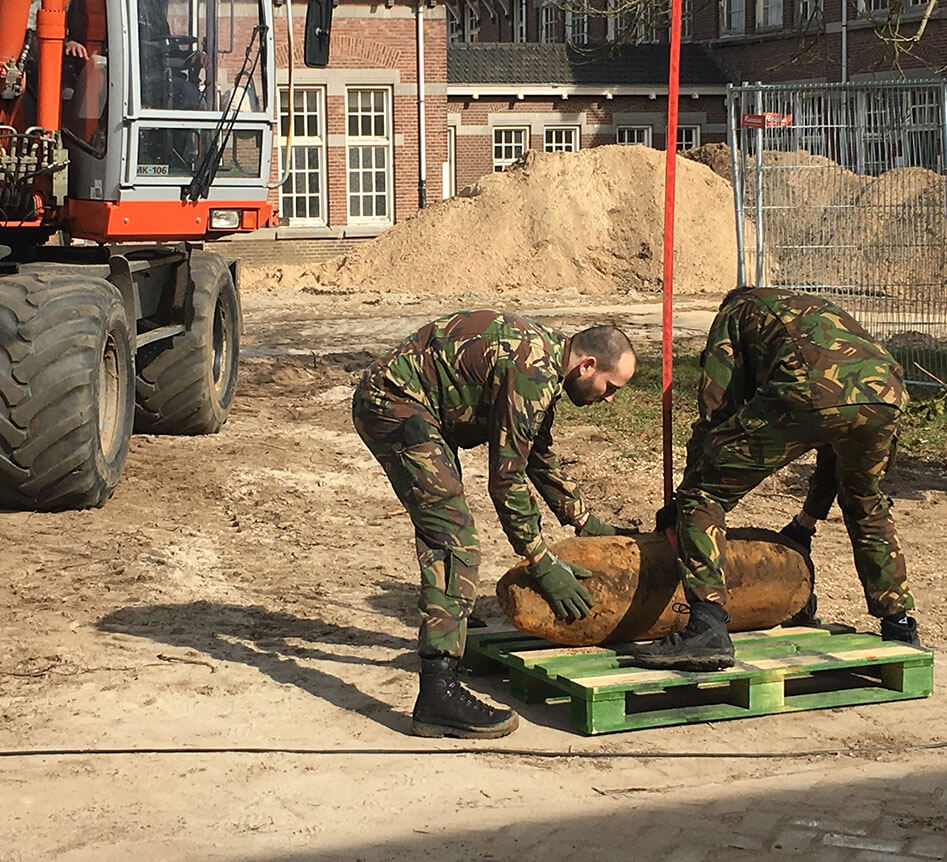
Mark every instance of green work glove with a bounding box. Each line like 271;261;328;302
576;513;640;538
528;552;594;621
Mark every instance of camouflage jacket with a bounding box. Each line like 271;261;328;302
685;286;908;477
360;310;588;558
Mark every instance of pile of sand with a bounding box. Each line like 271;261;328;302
685;144;947;300
254;145;742;298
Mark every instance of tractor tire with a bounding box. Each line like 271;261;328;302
0;273;135;511
134;251;240;435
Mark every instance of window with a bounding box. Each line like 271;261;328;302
493;127;530;170
756;0;783;28
795;0;822;26
464;2;480;41
608;0;631;40
447;4;463;42
677;125;700;150
540;3;560;42
279;87;326;224
635;13;663;42
567;1;590;44
617;125;652;146
682;0;693;40
720;0;745;33
856;0;887;16
514;0;528;41
544;126;580;152
346;88;392;223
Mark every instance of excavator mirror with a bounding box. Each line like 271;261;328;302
304;0;333;67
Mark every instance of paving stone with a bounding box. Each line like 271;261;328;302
739;810;783;835
772;828;818;854
909;835;947;860
667;846;708;862
823;833;906;853
724;833;765;852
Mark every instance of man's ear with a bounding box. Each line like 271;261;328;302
579;355;597;375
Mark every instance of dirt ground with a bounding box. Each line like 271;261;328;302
2;282;946;862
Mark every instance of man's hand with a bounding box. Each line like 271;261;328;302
528;552;594;620
779;517;816;553
654;498;678;532
576;513;640;538
64;40;89;59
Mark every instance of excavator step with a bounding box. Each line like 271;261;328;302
461;625;934;735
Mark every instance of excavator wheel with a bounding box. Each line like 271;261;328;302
134;251;240;435
0;273;135;511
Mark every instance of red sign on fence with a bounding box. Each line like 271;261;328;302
742;112;793;128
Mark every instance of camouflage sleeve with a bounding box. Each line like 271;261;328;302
487;361;560;559
525;405;589;527
682;303;748;485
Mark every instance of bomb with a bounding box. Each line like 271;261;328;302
496;527;813;646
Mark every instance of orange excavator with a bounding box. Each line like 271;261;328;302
0;0;330;509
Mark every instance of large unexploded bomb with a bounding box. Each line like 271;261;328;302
496;528;813;646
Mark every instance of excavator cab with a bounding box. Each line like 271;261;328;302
63;0;276;242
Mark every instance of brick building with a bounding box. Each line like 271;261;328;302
220;0;449;264
446;42;731;191
219;0;945;263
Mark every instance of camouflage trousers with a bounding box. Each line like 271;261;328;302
352;387;480;659
677;399;914;617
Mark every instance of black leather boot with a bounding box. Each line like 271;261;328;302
411;656;519;738
617;600;735;671
881;613;921;648
782;592;820;627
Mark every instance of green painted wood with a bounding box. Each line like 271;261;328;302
464;627;934;735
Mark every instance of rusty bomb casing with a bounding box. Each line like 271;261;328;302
496;528;814;646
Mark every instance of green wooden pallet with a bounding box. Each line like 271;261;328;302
462;625;934;735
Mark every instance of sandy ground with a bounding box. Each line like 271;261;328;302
2;283;946;862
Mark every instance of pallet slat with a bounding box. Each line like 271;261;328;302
462;626;934;735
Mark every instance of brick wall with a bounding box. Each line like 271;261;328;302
448;94;728;189
211;236;374;268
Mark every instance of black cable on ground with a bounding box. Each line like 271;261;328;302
1;740;946;760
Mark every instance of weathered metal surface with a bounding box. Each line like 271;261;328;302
496;528;813;646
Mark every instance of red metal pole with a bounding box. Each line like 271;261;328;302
662;0;683;505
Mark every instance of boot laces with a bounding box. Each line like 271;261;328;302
447;678;498;717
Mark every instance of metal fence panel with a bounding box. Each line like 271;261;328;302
727;80;947;386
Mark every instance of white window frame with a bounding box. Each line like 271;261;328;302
464;1;480;41
514;0;528;41
720;0;745;33
444;126;457;199
607;0;631;40
756;0;783;28
617;125;652;146
493;126;530;171
682;0;693;39
677;125;700;151
278;86;327;226
540;3;560;42
345;87;393;225
566;1;590;44
544;125;580;152
795;0;822;26
447;4;463;42
856;0;888;16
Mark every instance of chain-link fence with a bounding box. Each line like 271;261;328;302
727;80;947;386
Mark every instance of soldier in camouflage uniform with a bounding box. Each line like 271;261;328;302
622;286;919;672
353;310;637;738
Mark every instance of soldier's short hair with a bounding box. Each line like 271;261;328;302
571;325;636;371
